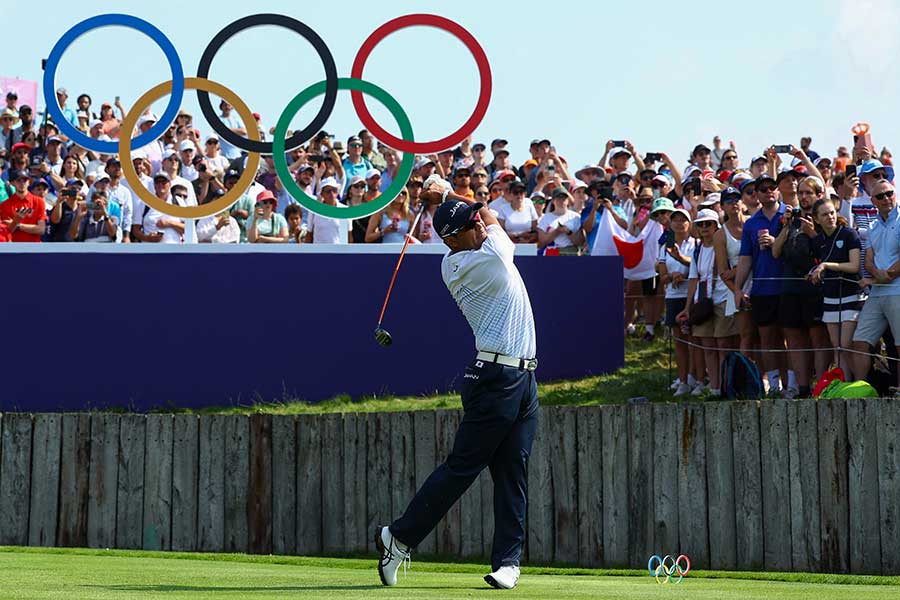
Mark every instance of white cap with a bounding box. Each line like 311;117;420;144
137;113;158;127
423;173;452;193
320;177;340;191
365;168;381;179
179;140;195;152
700;192;721;207
153;171;172;182
93;172;111;182
89;119;102;129
681;165;701;184
609;147;632;160
694;208;720;225
205;134;219;143
571;180;588;191
162;149;177;160
348;175;365;186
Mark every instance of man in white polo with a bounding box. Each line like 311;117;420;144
376;178;538;591
304;177;352;244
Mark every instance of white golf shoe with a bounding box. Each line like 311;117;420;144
375;526;411;586
484;565;520;589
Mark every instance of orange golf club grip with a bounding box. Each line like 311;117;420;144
377;210;424;326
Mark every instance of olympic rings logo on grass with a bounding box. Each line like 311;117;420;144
42;13;492;220
647;554;690;584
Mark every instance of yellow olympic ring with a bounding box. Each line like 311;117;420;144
118;77;260;219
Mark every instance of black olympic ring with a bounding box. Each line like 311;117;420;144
195;13;339;154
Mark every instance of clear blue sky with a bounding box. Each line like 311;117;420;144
6;0;900;170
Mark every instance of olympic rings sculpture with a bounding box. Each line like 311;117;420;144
647;554;691;584
42;13;492;219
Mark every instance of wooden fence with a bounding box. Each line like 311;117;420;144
1;399;898;574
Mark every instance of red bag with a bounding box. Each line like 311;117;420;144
813;368;845;398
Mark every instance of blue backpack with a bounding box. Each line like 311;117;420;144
720;351;764;400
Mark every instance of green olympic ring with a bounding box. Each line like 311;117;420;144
273;77;415;220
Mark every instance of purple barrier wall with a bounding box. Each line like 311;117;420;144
0;252;624;411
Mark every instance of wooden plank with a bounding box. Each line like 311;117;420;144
878;398;900;575
390;412;421;552
550;407;578;565
272;415;297;556
87;414;118;548
143;414;173;551
846;398;882;574
704;402;736;571
171;414;199;552
0;414;32;545
342;413;367;554
732;401;763;570
627;404;653;568
678;403;708;569
297;414;323;555
28;414;61;547
223;415;249;553
760;400;792;571
819;398;849;573
788;399;821;573
57;414;91;547
248;414;273;555
413;411;436;556
436;410;462;556
601;405;628;567
576;406;602;567
197;415;226;552
321;413;345;555
115;415;146;550
524;406;552;564
652;403;679;559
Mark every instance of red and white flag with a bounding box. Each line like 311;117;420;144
591;208;663;280
0;78;37;113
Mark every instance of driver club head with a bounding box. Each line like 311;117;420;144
374;326;393;347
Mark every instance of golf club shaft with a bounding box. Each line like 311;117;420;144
377;210;424;326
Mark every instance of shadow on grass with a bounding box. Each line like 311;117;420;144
84;584;485;592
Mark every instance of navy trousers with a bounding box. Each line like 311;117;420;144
390;359;539;571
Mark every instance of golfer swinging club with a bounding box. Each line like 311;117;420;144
376;177;538;590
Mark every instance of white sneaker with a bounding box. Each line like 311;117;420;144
782;387;799;400
375;526;411;586
690;382;707;396
626;324;636;335
485;565;520;589
673;383;692;397
670;378;682;391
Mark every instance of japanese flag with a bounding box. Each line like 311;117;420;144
590;208;663;280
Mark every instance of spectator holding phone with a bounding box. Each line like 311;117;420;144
306;177;352;244
658;208;698;395
0;169;46;242
808;197;865;379
538;187;583;255
771;176;829;397
715;186;756;357
247;190;289;243
50;179;84;241
69;191;116;242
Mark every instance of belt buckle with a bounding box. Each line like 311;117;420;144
525;358;538;371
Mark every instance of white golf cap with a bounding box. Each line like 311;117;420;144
137;113;158;127
365;168;381;179
205;134;219;143
694;208;720;225
700;193;721;207
609;147;632;160
320;177;340;191
179;140;195;152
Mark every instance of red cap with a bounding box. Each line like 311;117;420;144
252;112;261;120
793;164;809;175
11;142;29;154
717;169;733;183
256;189;277;208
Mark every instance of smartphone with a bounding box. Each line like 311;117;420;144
599;186;614;200
645;152;662;163
114;95;120;103
86;202;101;210
612;140;626;148
773;144;793;154
546;164;556;174
550;145;556;154
845;164;857;178
687;179;702;195
62;188;77;198
665;229;676;249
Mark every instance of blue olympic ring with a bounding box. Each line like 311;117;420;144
42;13;185;155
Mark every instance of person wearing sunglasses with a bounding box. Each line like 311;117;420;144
341;175;371;244
305;177;352;244
851;180;900;392
133;173;183;243
247;190;288;243
733;172;787;396
496;179;538;245
852;159;895;279
341;135;373;194
366;186;413;243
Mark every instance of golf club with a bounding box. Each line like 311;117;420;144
374;209;423;347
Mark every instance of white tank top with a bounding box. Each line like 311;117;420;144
725;224;742;268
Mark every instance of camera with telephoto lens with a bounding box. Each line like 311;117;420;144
62;188;77;198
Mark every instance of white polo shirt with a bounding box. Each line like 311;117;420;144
441;223;536;359
307;201;351;243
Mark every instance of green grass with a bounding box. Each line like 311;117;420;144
0;547;898;599
148;337;670;416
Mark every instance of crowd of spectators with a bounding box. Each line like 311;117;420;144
3;90;900;400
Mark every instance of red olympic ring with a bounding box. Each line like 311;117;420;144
350;13;492;154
